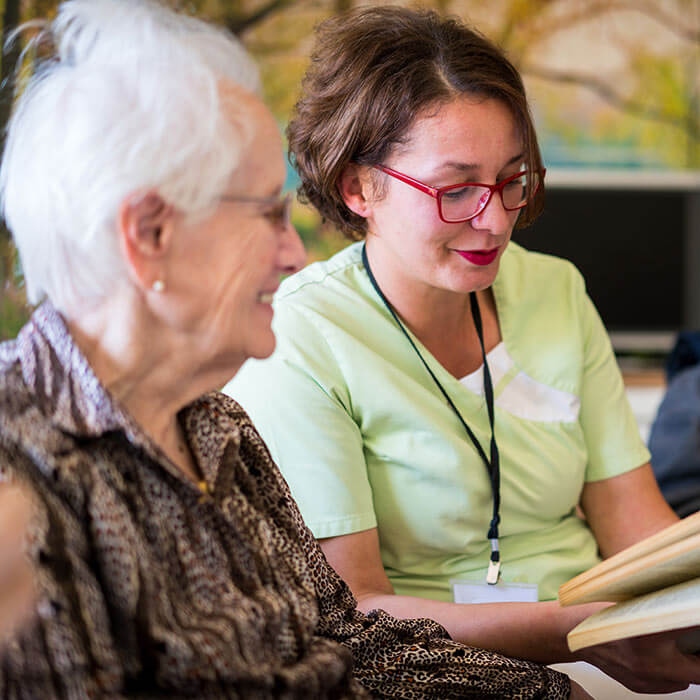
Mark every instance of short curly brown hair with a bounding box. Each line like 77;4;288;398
288;6;544;241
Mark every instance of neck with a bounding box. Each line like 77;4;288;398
64;288;240;481
363;239;500;378
365;241;492;340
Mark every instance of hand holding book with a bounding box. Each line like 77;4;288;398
560;512;700;648
559;512;700;693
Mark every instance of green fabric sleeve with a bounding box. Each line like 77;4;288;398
576;273;651;482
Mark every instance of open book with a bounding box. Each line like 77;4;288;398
559;512;700;652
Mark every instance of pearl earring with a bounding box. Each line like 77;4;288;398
152;280;165;293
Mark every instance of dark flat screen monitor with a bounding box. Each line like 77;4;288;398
515;174;699;351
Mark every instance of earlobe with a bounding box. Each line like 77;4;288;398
338;164;373;218
118;189;175;290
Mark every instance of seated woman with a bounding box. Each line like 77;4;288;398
227;5;700;694
0;1;577;697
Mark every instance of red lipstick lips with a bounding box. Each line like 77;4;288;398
456;248;499;266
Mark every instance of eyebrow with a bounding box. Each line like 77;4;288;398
254;186;283;200
432;152;525;176
225;185;283;201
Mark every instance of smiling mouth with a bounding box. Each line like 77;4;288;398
455;248;500;266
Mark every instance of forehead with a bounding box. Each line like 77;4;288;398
219;80;285;191
396;96;521;168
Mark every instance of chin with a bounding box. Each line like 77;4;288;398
472;272;499;292
453;269;498;295
474;259;502;284
248;333;277;360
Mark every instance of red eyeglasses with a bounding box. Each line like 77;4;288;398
375;165;545;223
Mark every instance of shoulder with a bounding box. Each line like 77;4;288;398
274;242;373;328
0;332;21;371
277;241;364;300
495;243;596;389
267;242;382;366
0;335;24;395
0;325;89;508
499;241;585;298
0;361;86;525
196;391;266;451
0;336;41;438
497;241;589;329
206;390;307;516
205;391;280;468
201;389;252;425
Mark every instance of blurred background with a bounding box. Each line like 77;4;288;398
1;0;698;388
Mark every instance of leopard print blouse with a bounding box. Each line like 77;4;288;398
0;304;569;699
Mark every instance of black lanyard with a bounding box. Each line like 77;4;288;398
361;244;502;584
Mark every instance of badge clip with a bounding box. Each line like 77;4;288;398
486;559;501;585
487;538;501;585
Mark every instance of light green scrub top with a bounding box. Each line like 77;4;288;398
226;241;650;602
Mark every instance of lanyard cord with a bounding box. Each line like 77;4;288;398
361;244;502;583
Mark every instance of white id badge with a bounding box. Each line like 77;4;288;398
451;579;539;604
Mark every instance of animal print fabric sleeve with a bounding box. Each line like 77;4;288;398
251;433;571;699
0;448;121;700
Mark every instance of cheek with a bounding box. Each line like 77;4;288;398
372;192;440;239
223;232;276;302
197;238;256;315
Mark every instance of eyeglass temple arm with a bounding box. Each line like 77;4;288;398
220;194;288;205
376;165;439;198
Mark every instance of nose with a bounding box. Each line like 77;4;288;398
278;220;307;275
469;190;514;235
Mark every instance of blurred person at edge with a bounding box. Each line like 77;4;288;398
227;5;700;696
0;0;584;697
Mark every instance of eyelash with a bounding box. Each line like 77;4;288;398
263;205;284;225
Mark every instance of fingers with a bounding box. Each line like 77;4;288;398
611;674;689;695
568;680;594;700
582;628;700;694
676;626;700;654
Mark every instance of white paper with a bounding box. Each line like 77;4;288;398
451;579;539;604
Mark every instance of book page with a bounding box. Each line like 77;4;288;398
560;532;700;604
567;577;700;651
560;512;700;598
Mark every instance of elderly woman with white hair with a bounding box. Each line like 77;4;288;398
0;0;587;697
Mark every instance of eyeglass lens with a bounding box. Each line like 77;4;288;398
261;194;292;230
440;171;539;222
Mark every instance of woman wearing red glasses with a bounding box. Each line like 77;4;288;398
228;6;700;695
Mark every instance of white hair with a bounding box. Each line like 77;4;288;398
0;0;261;312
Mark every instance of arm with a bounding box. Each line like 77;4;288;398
320;524;700;694
580;462;678;558
0;456;123;699
574;463;700;692
283;505;572;698
320;527;600;664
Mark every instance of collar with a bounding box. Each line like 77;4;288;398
14;302;241;486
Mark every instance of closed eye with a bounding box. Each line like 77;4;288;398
261;193;292;230
442;185;480;200
262;202;285;225
503;176;525;189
